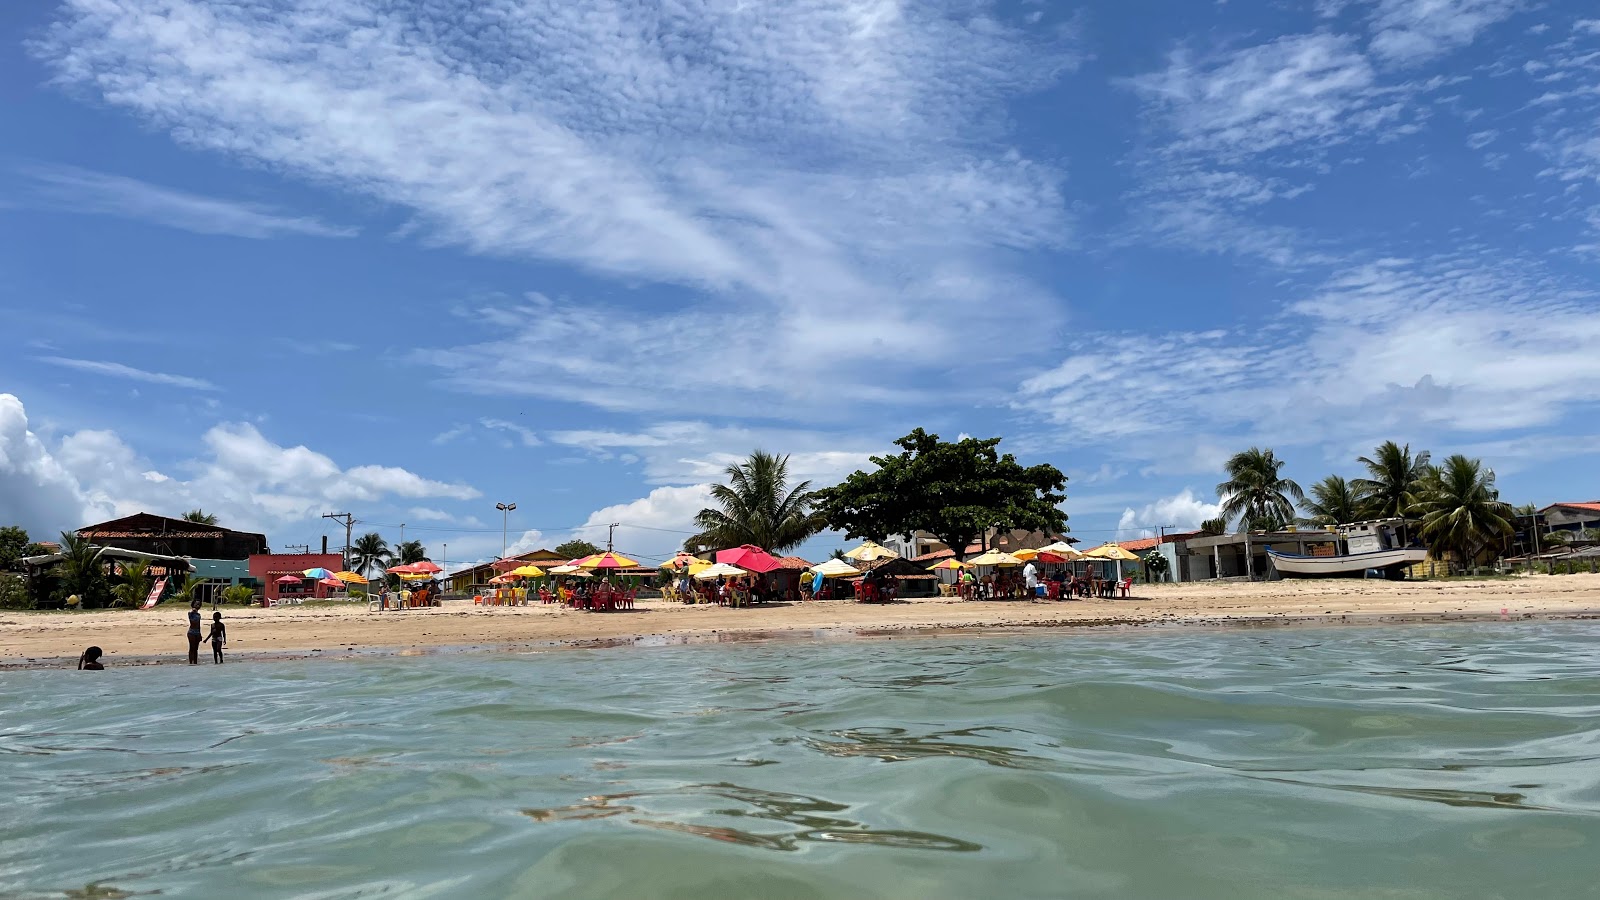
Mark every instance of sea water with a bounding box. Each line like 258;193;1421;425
2;624;1598;899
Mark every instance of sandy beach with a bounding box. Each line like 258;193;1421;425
4;574;1598;668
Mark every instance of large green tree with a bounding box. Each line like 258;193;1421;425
1354;441;1431;520
1216;447;1303;532
1412;455;1514;565
0;526;29;571
687;451;826;554
351;532;391;576
1301;475;1362;527
182;509;219;525
55;531;111;608
815;430;1067;560
554;539;602;560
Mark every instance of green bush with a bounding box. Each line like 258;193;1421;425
0;574;30;609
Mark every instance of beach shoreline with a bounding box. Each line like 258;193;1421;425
4;573;1598;670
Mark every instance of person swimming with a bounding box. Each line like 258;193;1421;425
78;646;104;670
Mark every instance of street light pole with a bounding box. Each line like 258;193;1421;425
496;502;517;559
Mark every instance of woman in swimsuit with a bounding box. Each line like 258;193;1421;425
186;600;202;665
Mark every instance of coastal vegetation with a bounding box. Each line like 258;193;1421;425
1215;448;1303;532
351;532;391;576
553;539;602;560
182;509;219;525
1411;454;1514;565
815;429;1067;557
686;451;826;555
1302;475;1361;527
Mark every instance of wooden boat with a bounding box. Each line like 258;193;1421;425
1267;519;1428;579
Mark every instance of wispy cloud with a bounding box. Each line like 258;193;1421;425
1366;0;1523;66
38;356;218;391
32;0;1079;414
479;418;540;447
16;164;354;239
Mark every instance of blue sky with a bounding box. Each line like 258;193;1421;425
2;0;1598;568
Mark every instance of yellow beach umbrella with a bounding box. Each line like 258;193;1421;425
1083;544;1140;561
967;550;1023;567
333;571;368;584
842;540;899;562
927;558;967;570
1011;548;1042;561
686;560;715;575
808;558;862;578
510;564;546;577
397;571;433;581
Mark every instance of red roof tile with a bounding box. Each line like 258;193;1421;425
1546;502;1600;514
778;556;814;569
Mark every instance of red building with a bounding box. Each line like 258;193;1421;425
248;553;344;603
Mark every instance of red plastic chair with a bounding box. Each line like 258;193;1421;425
1118;578;1132;598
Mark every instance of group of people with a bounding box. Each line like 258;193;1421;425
671;573;787;606
954;562;1123;601
78;598;229;670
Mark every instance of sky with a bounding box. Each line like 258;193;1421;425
2;0;1598;570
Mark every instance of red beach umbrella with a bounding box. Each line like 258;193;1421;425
715;545;784;574
408;561;442;574
275;574;302;584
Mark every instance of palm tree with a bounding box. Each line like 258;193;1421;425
689;450;826;554
182;509;219;525
110;559;154;609
1301;475;1361;527
56;531;109;608
1354;441;1431;521
1199;517;1229;536
351;532;391;576
1411;455;1514;567
392;540;428;565
1215;448;1303;532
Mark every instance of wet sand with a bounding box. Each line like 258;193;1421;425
4;574;1598;668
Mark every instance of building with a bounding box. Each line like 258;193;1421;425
77;512;268;560
1115;531;1205;582
447;549;568;594
1539;502;1600;536
894;528;1075;562
248;552;344;603
184;558;257;604
1181;529;1340;581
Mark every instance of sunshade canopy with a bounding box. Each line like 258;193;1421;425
549;564;582;574
1083;544;1141;561
578;552;640;569
408;561;442;574
693;562;750;580
275;574;302;584
318;578;343;587
808;558;862;578
715;545;783;573
927;558;968;570
1040;541;1083;557
842;540;899;562
301;567;336;579
966;550;1023;567
333;571;368;584
509;564;546;577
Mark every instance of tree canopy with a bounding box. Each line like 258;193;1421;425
182;509;219;525
1216;447;1303;532
1412;455;1514;564
815;429;1067;559
554;539;603;560
687;451;826;554
0;526;29;571
1354;441;1431;520
1301;475;1362;527
351;532;390;576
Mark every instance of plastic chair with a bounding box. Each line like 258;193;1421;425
1119;578;1132;598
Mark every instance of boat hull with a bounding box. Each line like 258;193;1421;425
1267;547;1428;579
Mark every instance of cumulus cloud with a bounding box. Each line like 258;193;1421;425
1115;489;1224;538
568;484;715;563
0;393;480;539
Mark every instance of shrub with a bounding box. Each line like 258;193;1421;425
0;574;30;609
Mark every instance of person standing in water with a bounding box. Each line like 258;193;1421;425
186;600;202;665
204;612;227;663
78;646;104;670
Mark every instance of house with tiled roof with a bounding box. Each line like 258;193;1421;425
1540;502;1600;535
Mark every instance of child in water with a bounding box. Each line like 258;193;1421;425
204;612;227;663
77;646;104;670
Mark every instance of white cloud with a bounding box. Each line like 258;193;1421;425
37;357;218;391
567;484;715;564
479;418;541;447
1115;489;1225;538
547;420;878;487
1366;0;1521;66
0;394;93;537
0;393;480;539
1017;254;1600;460
34;0;1078;413
17;164;353;238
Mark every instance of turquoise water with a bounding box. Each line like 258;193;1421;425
3;625;1600;899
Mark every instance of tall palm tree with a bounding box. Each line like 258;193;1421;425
351;532;391;576
1198;517;1229;536
182;509;219;525
1411;455;1514;566
1215;448;1303;532
1353;441;1431;521
392;540;428;565
1301;475;1361;527
689;451;826;554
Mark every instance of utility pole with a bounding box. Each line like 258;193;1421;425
606;522;619;552
323;513;354;572
496;502;517;559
